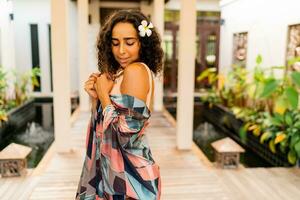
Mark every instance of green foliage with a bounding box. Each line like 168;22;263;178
198;54;300;165
291;72;300;87
13;67;40;106
284;87;298;109
196;67;222;105
0;67;40;126
260;78;278;98
0;66;8;125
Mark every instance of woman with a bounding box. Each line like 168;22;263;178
76;10;163;200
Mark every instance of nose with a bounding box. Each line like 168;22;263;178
119;42;125;54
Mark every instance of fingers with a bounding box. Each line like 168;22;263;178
98;73;114;81
88;75;97;82
84;82;94;90
84;80;96;92
87;72;101;82
84;82;95;91
87;77;96;83
84;82;98;99
86;73;99;84
85;72;115;98
89;72;100;78
89;91;98;99
83;72;103;99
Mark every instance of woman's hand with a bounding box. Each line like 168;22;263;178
94;73;114;109
94;73;114;98
84;72;100;99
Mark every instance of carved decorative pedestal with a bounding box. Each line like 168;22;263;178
211;137;245;169
0;143;32;177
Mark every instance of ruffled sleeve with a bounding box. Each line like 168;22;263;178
101;94;151;135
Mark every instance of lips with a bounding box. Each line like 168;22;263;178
119;58;128;64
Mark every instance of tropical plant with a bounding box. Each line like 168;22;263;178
250;55;300;114
198;55;300;165
258;110;300;165
0;67;40;126
197;64;249;108
197;67;222;106
223;64;249;107
0;66;8;125
13;67;40;106
240;56;300;164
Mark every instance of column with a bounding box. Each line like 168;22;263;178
88;0;99;74
89;0;99;25
176;0;197;149
0;0;16;71
51;0;71;151
152;0;164;111
78;0;90;111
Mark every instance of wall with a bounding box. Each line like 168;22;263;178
165;0;220;11
219;0;300;76
0;0;16;71
11;0;82;94
69;0;79;93
12;0;52;93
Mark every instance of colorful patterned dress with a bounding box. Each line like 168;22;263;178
75;94;161;200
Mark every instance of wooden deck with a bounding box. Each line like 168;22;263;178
1;109;300;199
215;167;300;200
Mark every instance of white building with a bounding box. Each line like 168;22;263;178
219;0;300;76
0;0;221;151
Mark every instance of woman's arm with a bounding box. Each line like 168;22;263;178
84;72;100;112
101;63;150;133
94;73;114;110
120;63;150;103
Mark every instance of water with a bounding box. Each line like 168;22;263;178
165;100;272;167
193;121;272;167
0;101;54;168
193;122;225;161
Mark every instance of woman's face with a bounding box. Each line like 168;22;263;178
111;22;141;68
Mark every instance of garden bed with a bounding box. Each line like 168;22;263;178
0;99;35;140
202;103;293;167
0;98;54;168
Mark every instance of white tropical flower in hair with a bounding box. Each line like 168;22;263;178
138;20;154;37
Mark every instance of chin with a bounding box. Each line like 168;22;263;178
119;61;132;68
120;63;127;68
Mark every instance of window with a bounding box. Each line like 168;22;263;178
30;24;41;91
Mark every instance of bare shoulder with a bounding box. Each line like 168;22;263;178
123;62;148;76
120;62;150;102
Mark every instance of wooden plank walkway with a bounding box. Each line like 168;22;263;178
1;109;300;199
215;167;300;200
0;169;39;200
28;111;229;200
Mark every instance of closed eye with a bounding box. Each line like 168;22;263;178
126;42;134;46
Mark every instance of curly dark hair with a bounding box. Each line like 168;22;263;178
96;9;164;76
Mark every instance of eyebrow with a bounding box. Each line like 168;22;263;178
112;37;137;41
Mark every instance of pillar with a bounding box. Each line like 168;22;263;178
176;0;197;149
51;0;71;151
152;0;164;111
78;0;90;111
